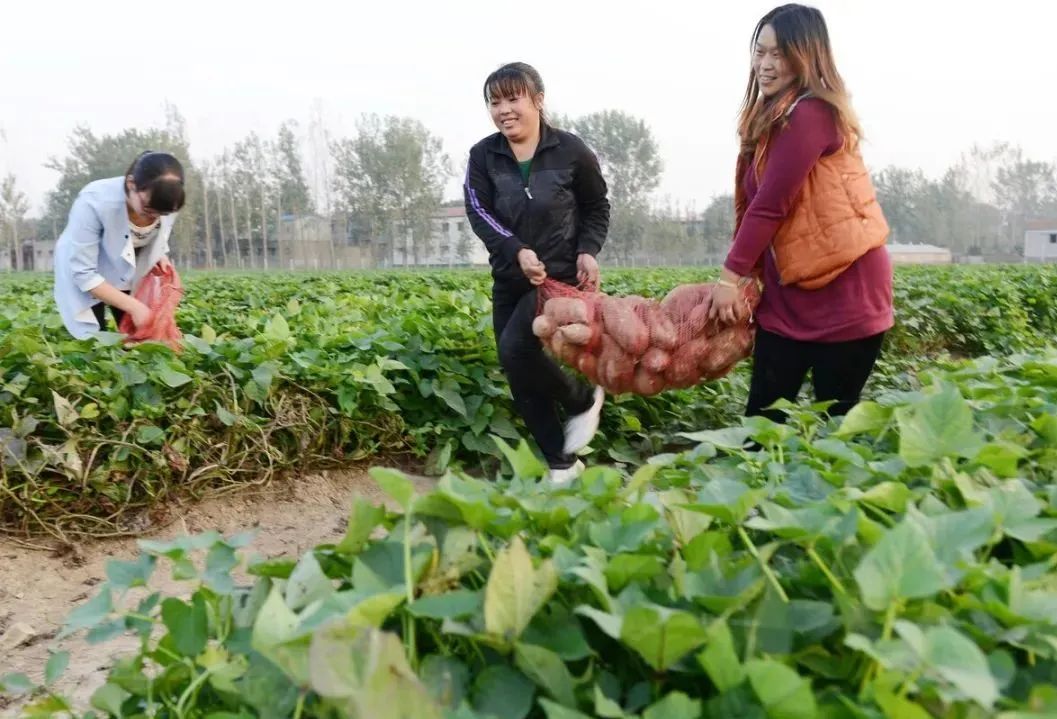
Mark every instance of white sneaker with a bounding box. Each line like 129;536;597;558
563;386;605;455
547;460;585;487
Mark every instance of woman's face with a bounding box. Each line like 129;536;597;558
753;24;795;97
489;89;542;142
126;177;169;221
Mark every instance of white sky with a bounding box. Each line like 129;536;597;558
1;0;1053;215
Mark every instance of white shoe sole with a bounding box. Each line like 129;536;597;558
563;386;605;455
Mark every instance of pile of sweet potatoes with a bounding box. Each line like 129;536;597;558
533;280;761;395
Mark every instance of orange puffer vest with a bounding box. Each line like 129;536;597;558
734;98;889;290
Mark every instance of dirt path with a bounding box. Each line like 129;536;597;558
0;466;435;717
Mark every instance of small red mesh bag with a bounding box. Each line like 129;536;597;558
534;277;760;396
118;264;185;351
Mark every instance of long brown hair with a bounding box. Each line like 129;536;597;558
738;4;861;156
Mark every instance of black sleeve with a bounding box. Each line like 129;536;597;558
571;140;610;257
463;146;525;264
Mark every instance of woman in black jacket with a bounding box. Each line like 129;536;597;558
463;62;610;485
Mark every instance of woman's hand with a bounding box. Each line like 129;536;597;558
706;269;748;325
156;256;173;273
129;298;154;329
576;253;599;288
518;248;547;286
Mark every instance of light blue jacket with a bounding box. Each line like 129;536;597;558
53;177;176;339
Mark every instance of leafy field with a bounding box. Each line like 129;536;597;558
6;348;1057;717
2;265;1056;539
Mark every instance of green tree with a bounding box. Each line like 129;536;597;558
0;174;30;271
700;193;736;262
331;115;450;266
557;110;663;264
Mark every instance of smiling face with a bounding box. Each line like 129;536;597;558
488;89;542;143
753;23;796;98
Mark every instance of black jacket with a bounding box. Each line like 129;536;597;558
463;123;610;285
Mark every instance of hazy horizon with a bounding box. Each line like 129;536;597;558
2;0;1053;216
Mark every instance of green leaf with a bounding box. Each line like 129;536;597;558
161;594;209;657
484;536;558;645
522;606;593;661
52;390;79;426
1;673;34;695
515;643;577;707
337;497;387;554
90;682;131;715
473;664;535;719
409;589;482;620
621;605;708;671
203;543;239;594
311;626;442;718
745;658;818;719
264;313;291;341
420;655;470;710
920;624;999;709
643;692;703;719
158;366;193;388
286;550;334;611
594;684;626;718
835;401;892;437
853;520;951;611
493;436;547;479
136;424;165;445
61;587;113;638
435;380;468;418
604;553;664;592
370;467;415;510
538;699;594;719
44;650;69;686
106;553;156;593
353;541;431;594
677;426;752;450
897;384;982;467
698;619;745;692
686;479;766;523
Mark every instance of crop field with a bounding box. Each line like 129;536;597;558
3;264;1057;718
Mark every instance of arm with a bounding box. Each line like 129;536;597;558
63;195;151;324
463;148;526;265
723;99;839;278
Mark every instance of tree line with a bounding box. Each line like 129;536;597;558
3;103;1056;271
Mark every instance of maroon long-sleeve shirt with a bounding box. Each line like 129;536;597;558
724;98;893;343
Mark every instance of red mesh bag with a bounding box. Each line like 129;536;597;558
118;264;185;351
535;276;760;396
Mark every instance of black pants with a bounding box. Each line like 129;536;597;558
493;282;594;469
92;296;128;331
746;327;885;422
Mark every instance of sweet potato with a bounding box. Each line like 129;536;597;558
601;297;650;357
644;303;679;350
549;330;566;360
577;352;599;383
558;323;592;346
597;334;635;393
699;325;755;375
560;338;583;367
665;337;709;388
641;347;672;374
544;297;591;325
632;367;665;396
532;314;556;339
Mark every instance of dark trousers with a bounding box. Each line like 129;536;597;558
493;282;594;469
746;327;885;422
91;296;128;331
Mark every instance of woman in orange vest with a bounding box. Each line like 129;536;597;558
708;3;894;421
